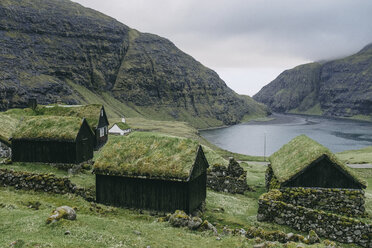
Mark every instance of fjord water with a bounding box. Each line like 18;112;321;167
200;114;372;156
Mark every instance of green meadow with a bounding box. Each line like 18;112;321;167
1;111;371;247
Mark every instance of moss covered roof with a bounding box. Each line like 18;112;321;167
37;104;103;129
94;132;210;180
269;135;366;187
0;114;19;145
114;122;131;130
12;116;85;141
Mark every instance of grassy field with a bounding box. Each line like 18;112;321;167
1;108;372;247
336;146;372;164
1;154;370;247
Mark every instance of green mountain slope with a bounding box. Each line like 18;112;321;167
254;43;372;119
0;0;267;129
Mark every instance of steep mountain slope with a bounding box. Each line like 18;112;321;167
0;0;267;128
254;43;372;119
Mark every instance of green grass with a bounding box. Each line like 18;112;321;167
35;104;103;129
337;146;372;164
94;133;227;180
0;187;260;248
0;113;19;144
13;116;85;141
0;157;369;247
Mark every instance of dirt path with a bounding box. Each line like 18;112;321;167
347;164;372;169
242;161;372;169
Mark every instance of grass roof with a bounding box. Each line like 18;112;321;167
114;122;131;130
12;116;85;141
0;113;19;145
269;135;366;187
36;104;103;129
94;132;214;180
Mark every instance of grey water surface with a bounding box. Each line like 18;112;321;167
199;114;372;156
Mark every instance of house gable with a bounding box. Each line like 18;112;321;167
282;154;365;189
97;106;109;129
188;146;209;181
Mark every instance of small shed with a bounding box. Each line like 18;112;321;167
109;122;131;136
93;132;210;213
41;104;109;150
268;135;366;189
11;116;94;164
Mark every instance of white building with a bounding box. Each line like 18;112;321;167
109;124;131;136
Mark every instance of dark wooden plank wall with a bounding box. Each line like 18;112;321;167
94;129;108;150
96;175;202;213
283;155;363;189
188;172;207;211
12;140;77;163
76;120;94;163
94;107;109;150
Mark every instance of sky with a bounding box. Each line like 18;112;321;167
73;0;372;96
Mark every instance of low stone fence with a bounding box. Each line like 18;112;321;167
257;190;372;247
0;141;11;158
0;168;94;201
280;187;366;217
207;158;249;194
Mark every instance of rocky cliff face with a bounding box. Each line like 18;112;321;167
254;43;372;119
0;0;267;128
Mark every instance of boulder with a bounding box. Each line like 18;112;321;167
46;206;77;224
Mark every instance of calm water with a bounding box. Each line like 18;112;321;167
200;114;372;156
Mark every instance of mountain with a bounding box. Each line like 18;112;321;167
0;0;267;129
254;43;372;119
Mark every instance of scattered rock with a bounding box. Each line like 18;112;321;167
133;230;141;235
46;206;77;224
169;210;190;227
187;217;202;230
307;230;320;244
222;226;232;235
253;243;267;248
64;230;71;235
9;240;25;248
200;220;218;236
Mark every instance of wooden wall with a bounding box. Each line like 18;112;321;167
12;139;77;163
96;174;207;213
188;172;207;211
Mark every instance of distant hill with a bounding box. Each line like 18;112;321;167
253;43;372;120
0;0;267;129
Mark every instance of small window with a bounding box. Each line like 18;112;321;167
101;110;103;117
100;128;104;137
105;126;108;135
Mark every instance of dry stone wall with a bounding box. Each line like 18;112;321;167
280;187;366;217
0;168;93;201
207;158;249;194
257;190;372;247
0;142;11;158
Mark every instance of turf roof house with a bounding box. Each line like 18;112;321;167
42;104;109;150
108;122;131;136
11;116;94;164
93;133;210;213
266;135;366;189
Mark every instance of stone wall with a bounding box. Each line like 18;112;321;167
265;164;366;217
0;168;93;201
0;141;11;158
207;158;249;194
280;187;366;217
257;190;372;247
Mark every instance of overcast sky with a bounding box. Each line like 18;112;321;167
73;0;372;96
